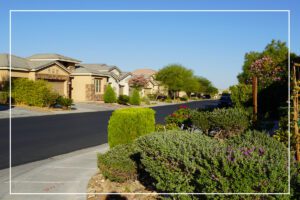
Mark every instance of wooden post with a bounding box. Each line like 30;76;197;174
293;63;300;161
252;76;258;122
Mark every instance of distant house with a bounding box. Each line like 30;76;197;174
72;64;132;101
0;53;80;97
131;68;167;97
0;54;132;102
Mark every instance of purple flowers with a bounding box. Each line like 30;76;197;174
227;146;265;163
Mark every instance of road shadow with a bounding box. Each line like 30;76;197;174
0;105;13;111
105;192;128;200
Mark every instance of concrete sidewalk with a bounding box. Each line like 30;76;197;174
0;144;109;200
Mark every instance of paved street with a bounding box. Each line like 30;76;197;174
0;100;218;170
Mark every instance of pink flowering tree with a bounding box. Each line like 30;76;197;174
249;56;284;88
128;75;148;90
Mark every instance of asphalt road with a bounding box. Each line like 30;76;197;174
0;100;218;169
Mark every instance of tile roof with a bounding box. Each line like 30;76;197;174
27;53;81;63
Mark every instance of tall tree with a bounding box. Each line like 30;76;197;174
155;64;193;99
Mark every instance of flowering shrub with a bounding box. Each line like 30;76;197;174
128;75;148;89
165;105;192;128
249;56;284;88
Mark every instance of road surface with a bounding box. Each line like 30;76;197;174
0;100;218;169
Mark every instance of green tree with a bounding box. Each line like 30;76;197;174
196;76;218;95
183;77;200;98
155;64;193;99
229;84;252;107
104;84;117;103
129;88;141;105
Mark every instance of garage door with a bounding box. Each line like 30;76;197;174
48;80;65;96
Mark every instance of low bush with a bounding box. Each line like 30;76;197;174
155;123;180;132
135;130;288;194
117;95;129;105
97;143;138;182
11;78;58;107
0;91;8;104
108;107;155;148
291;160;300;199
142;96;150;105
180;95;188;101
165;105;192;128
129;89;141;105
147;94;156;101
165;97;172;103
56;96;73;109
104;84;117;103
191;107;250;138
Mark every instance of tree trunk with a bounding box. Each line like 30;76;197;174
252;76;258;122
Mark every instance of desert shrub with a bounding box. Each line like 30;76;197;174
129;89;141;105
117;95;129;105
147;94;156;101
56;96;73;109
108;107;155;148
97;143;138;182
11;78;58;107
0;91;8;104
104;84;117;103
142;96;150;105
155;123;180;132
180;95;188;101
165;97;172;103
165;105;192;128
229;84;252;108
135;130;288;195
291;160;300;199
191;107;250;138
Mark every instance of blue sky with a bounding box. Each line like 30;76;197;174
0;0;299;89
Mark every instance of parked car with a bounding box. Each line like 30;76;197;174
219;94;232;107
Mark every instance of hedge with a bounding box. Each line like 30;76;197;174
135;130;288;195
11;78;58;107
117;95;129;105
108;107;155;148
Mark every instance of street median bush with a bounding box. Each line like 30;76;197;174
108;107;155;147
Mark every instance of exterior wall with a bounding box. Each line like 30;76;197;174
71;75;93;102
108;76;119;97
0;70;9;82
37;64;69;76
119;75;132;96
71;75;108;102
11;71;29;79
110;69;120;76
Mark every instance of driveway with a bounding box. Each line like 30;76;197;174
0;144;109;200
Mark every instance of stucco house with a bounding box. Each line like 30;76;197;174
0;54;132;102
131;68;167;97
0;53;80;97
72;64;132;101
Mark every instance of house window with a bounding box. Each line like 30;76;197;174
94;79;101;93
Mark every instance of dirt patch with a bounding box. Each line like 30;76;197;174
87;172;157;200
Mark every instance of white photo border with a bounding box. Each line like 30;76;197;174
9;9;291;196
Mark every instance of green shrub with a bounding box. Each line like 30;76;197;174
142;96;150;105
147;94;156;101
11;78;58;107
0;91;8;104
129;89;141;105
165;97;172;103
56;96;73;109
104;84;117;103
136;130;288;194
291;160;300;199
229;84;252;107
180;95;188;101
97;143;138;182
117;95;129;105
108;107;155;148
191;107;250;138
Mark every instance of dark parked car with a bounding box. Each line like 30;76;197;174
219;94;232;108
